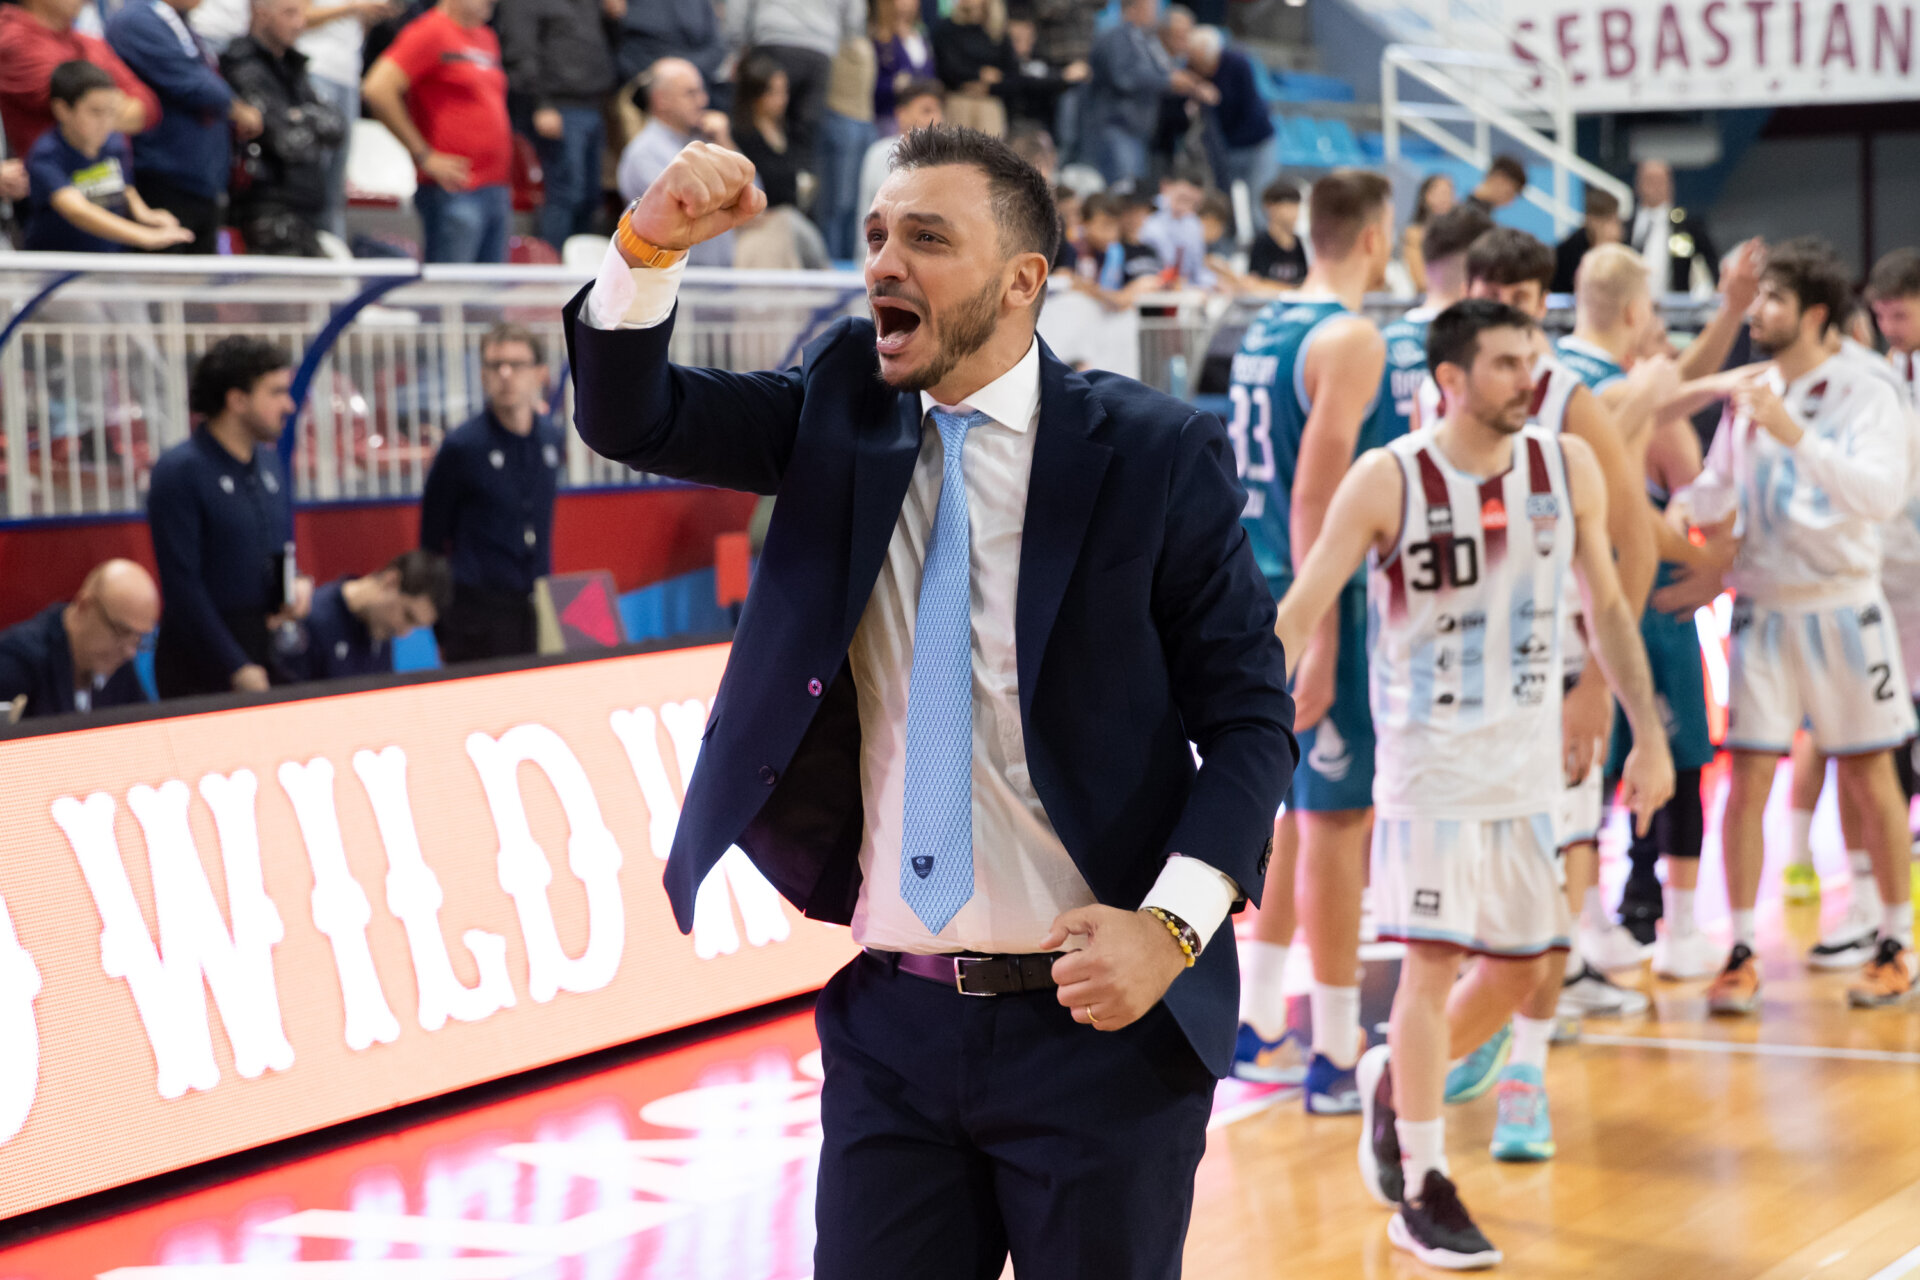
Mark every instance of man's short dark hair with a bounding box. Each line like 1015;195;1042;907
387;549;454;614
1427;298;1536;377
1421;204;1495;265
1466;227;1554;289
189;336;292;418
1081;192;1122;222
1488;154;1528;187
896;77;946;111
1584;188;1620;222
889;124;1060;266
1197;189;1232;227
50;60;116;108
481;321;545;366
1762;237;1854;335
1307;169;1391;259
1260;177;1301;208
1869;247;1920;302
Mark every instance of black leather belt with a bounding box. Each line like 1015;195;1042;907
870;949;1064;996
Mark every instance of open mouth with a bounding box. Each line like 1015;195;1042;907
871;297;923;357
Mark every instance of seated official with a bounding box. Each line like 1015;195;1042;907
420;322;564;664
0;559;159;723
294;550;451;681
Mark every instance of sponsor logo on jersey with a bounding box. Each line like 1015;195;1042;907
1412;889;1442;918
1480;497;1508;531
1427;504;1454;534
1860;603;1883;627
1527;493;1559;555
1306;719;1353;782
1390;338;1425;369
1513;671;1549;704
1515;633;1551;664
1434;610;1485;635
1730;600;1754;635
1436;648;1454;672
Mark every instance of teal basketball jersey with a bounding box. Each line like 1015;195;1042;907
1553;335;1627;394
1380;305;1437;441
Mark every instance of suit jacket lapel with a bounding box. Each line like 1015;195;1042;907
843;390;924;643
1016;344;1112;721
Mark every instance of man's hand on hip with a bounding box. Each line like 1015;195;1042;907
623;141;766;257
1043;906;1189;1031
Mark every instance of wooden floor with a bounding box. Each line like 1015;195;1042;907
1186;767;1920;1279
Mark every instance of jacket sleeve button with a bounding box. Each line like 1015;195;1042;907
807;678;823;697
759;765;779;785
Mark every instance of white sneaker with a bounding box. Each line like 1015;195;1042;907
1556;963;1652;1018
1652;928;1719;980
1809;887;1882;971
1580;921;1653;973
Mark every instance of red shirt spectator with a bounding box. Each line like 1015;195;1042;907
0;0;162;159
376;6;509;188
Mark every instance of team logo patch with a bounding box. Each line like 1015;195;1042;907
1480;497;1507;531
543;443;560;468
218;475;235;494
910;856;935;879
1427;504;1454;534
1527;492;1558;554
1306;719;1353;782
1413;889;1442;918
1860;604;1883;627
489;450;505;469
262;471;279;494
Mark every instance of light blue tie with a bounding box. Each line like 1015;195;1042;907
900;407;987;935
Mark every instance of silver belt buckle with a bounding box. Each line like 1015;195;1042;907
952;955;993;996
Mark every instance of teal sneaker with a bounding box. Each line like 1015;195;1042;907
1443;1023;1512;1104
1489;1064;1556;1162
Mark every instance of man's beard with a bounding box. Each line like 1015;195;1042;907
1749;325;1790;357
876;275;1003;393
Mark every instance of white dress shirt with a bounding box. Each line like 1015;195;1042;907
583;246;1239;954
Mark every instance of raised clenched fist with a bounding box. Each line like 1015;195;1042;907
621;141;767;258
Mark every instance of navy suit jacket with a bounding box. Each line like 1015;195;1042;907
563;290;1296;1076
0;604;147;720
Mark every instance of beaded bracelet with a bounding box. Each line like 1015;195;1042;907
1144;906;1199;968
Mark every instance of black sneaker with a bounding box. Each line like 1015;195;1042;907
1355;1044;1402;1207
1389;1169;1503;1269
1619;894;1662;947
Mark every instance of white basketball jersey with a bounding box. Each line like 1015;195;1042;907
1369;426;1578;819
1858;344;1920;614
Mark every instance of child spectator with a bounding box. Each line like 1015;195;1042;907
1069;190;1161;310
1247;176;1307;286
23;61;194;253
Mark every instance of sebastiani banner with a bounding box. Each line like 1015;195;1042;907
0;644;857;1221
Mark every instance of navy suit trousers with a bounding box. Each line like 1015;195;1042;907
813;953;1215;1280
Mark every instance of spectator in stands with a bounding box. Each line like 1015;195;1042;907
362;0;512;264
23;62;196;252
0;560;157;722
729;0;864;174
1086;0;1206;187
1069;189;1162;310
856;76;941;222
105;0;262;253
1052;181;1080;270
221;0;346;257
419;322;563;664
1244;175;1306;287
1399;170;1455;293
616;0;728;100
0;154;26;248
295;548;451;681
869;0;934;129
617;57;734;267
932;0;1012;138
148;337;303;697
1552;185;1622;294
1186;25;1271;207
497;0;616;252
1008;123;1056;182
1003;16;1080;135
817;23;876;260
1029;0;1101;163
1631;157;1718;296
1464;152;1526;213
730;52;829;268
0;0;160;162
1138;171;1214;285
296;0;401;242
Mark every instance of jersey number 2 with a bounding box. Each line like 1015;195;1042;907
1406;537;1480;592
1228;385;1276;483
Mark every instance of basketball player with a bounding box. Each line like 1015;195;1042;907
1866;251;1920;843
1460;229;1660;1028
1274;299;1673;1267
1386;203;1493;436
1228;170;1397;1112
1672;238;1918;1013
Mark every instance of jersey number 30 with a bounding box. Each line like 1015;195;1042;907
1228;385;1276;483
1406;536;1480;591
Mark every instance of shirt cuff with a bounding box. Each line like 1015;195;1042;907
583;239;686;330
1140;854;1239;951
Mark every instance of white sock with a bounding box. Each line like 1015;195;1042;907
1884;900;1915;948
1239;942;1292;1040
1788;809;1815;868
1732;909;1758;950
1852;850;1884;917
1667;887;1698;939
1580;886;1610;932
1397;1117;1449;1193
1310;983;1361;1067
1509;1014;1554;1074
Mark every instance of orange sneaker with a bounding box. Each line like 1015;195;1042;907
1707;944;1761;1016
1847;938;1919;1008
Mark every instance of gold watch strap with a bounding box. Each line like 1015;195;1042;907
616;202;688;269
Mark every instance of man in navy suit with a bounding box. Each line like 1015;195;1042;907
564;126;1294;1279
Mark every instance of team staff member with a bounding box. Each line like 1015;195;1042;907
419;322;563;664
296;549;451;681
566;129;1294;1279
0;559;158;722
148;337;307;698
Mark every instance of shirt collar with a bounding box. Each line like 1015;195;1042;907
919;337;1041;434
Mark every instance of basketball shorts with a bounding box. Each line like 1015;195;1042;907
1372;811;1572;956
1282;578;1374;812
1896;597;1920;701
1725;590;1919;757
1607;604;1717;778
